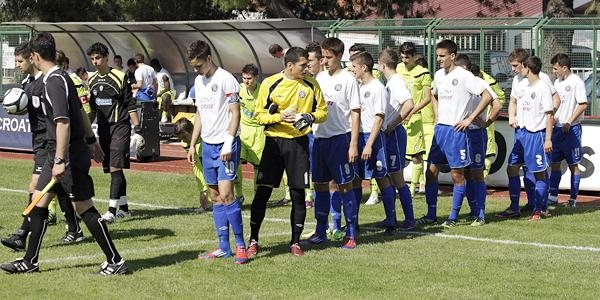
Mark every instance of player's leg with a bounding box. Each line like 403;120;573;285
308;137;331;243
56;193;84;244
566;124;583;207
387;126;414;230
249;137;284;252
283;136;311;254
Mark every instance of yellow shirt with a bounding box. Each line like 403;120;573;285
481;71;506;104
239;82;261;127
396;63;433;123
255;73;327;139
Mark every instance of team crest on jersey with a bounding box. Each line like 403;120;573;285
565;85;572;92
452;79;459;86
335;84;342;91
32;96;40;108
211;84;218;92
99;85;104;92
531;92;536;99
364;91;371;98
299;90;306;98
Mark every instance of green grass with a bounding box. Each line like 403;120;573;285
1;158;600;299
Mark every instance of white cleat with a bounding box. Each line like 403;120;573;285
365;194;380;205
102;211;116;224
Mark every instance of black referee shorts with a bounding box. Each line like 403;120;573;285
37;142;95;202
256;135;310;189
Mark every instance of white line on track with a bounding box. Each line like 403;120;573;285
3;186;600;254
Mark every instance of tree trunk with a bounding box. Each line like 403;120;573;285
542;0;574;78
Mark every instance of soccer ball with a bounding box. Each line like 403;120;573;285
2;87;29;115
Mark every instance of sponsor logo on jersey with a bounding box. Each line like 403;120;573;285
96;98;112;106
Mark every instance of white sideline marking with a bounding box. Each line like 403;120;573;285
40;232;289;265
3;186;600;254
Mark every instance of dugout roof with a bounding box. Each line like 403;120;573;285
3;18;325;95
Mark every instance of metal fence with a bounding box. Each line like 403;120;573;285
0;27;30;94
309;17;600;116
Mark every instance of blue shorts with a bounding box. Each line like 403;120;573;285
311;133;356;184
385;126;407;173
428;124;471;168
466;128;487;170
508;128;548;173
357;132;388;180
551;124;582;165
201;137;241;185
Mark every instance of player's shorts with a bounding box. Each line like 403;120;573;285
422;122;435;160
256;135;310;189
428;124;471;169
385;125;407;173
98;122;131;173
486;122;497;156
466;127;487;170
191;143;207;193
32;134;48;175
240;124;265;166
311;132;356;185
404;115;425;158
551;124;583;165
37;141;95;202
357;132;388;180
508;128;549;173
201;137;241;185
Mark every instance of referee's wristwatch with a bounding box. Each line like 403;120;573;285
54;157;66;165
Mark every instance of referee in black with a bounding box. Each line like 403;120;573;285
1;32;129;275
86;42;142;223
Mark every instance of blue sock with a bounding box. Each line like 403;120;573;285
535;178;548;212
340;191;356;238
508;176;521;211
330;191;342;231
225;200;245;247
425;182;439;220
314;191;330;238
380;185;397;226
571;174;581;200
465;179;476;217
448;185;466;221
475;181;487;219
397;185;414;223
212;204;230;253
549;170;561;197
353;187;362;226
524;171;536;207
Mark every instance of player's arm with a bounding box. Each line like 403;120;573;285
54;118;70;179
255;79;285;125
123;77;142;130
388;99;414;133
544;111;554;154
311;85;328;124
156;75;169;98
152;77;159;97
431;91;439;124
563;102;588;133
489;80;505;104
362;113;384;161
187;110;202;164
552;92;561;113
508;96;518;128
131;71;143;90
456;89;492;131
221;89;241;161
349;108;360;164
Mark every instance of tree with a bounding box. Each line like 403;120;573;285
542;0;574;76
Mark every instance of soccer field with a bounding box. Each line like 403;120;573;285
0;158;599;299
